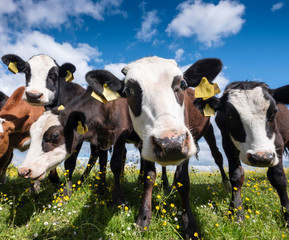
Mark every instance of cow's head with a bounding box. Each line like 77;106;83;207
195;81;289;167
86;56;222;166
18;110;85;180
2;54;76;106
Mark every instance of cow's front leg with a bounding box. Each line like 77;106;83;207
136;159;156;229
267;161;289;227
228;160;244;221
80;144;99;182
63;142;83;196
96;149;107;195
174;159;198;240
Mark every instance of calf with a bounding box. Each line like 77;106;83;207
18;85;136;205
2;54;79;108
194;81;289;228
0;86;52;185
84;57;223;239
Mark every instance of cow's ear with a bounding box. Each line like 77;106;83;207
59;63;76;82
270;85;289;104
184;58;223;87
86;70;124;98
193;97;221;116
64;111;86;154
1;54;27;74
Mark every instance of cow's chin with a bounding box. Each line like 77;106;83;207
31;172;46;181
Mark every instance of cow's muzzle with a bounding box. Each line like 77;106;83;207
25;91;43;104
151;131;190;164
247;152;276;167
18;167;32;178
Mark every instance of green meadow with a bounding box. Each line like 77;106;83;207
0;162;289;240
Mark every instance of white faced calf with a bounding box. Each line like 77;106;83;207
194;81;289;228
2;54;75;106
86;56;223;239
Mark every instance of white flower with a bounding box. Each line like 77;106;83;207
127;227;131;231
44;222;48;226
25;224;29;228
174;217;178;222
68;212;71;215
0;207;2;211
34;233;38;237
74;231;77;235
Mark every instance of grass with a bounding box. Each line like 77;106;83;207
1;162;289;240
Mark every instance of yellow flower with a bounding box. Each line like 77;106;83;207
176;225;179;229
124;206;129;211
215;223;219;227
170;203;175;208
177;182;183;187
194;232;198;237
147;176;150;180
77;180;81;185
156;206;160;210
63;196;69;201
228;211;232;215
248;209;252;214
245;215;250;219
162;209;167;213
233;187;238;191
238;206;242;210
163;221;167;226
245;197;250;201
144;226;147;230
157;195;161;199
255;210;260;215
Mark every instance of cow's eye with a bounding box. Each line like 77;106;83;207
180;80;188;90
51;132;59;141
123;86;134;97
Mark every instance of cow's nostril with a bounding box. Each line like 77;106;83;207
18;168;32;178
25;91;43;102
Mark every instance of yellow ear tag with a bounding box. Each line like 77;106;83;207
203;104;215;117
8;62;18;74
102;83;121;101
57;105;65;111
65;70;74;82
91;91;108;104
195;77;221;100
76;121;88;135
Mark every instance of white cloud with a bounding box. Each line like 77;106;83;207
1;0;124;30
0;31;102;95
271;2;284;12
174;48;185;62
136;10;160;42
166;0;245;47
104;63;127;79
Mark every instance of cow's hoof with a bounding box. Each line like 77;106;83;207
182;212;199;240
136;210;151;229
223;179;232;193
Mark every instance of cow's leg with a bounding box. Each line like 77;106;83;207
110;132;128;205
138;157;144;183
97;149;107;195
121;147;127;182
267;161;289;227
80;144;99;182
174;159;198;240
0;149;13;185
228;158;244;221
161;166;169;189
63;142;83;196
203;123;230;192
136;160;156;228
48;168;60;184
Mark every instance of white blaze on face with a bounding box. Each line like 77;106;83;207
19;111;69;180
228;87;278;166
124;57;196;163
23;55;57;105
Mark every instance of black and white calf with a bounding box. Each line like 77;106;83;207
194;81;289;227
2;54;78;108
86;56;223;239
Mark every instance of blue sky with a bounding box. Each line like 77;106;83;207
0;0;289;170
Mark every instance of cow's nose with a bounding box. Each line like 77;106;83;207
247;152;275;167
18;167;32;178
151;131;190;161
25;91;43;103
